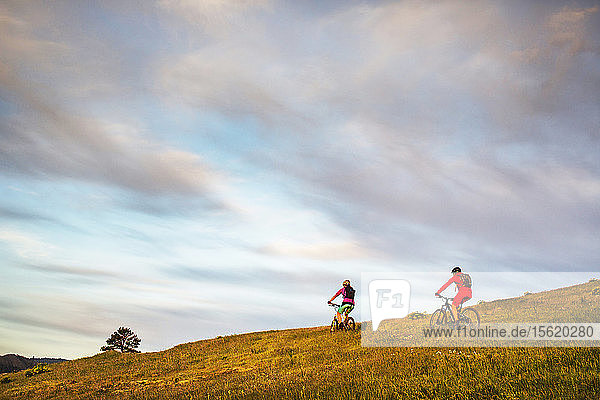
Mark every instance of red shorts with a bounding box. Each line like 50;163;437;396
453;288;472;307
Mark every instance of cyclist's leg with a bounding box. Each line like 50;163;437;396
344;305;354;323
457;296;471;317
454;293;472;323
452;294;467;322
336;304;345;323
338;304;354;323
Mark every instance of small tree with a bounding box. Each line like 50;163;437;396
101;327;141;353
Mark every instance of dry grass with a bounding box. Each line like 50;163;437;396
2;280;600;399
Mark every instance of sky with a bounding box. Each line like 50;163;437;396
0;0;599;359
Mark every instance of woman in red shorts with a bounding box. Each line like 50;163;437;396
435;266;472;323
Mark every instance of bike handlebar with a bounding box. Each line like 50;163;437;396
436;295;454;301
328;303;340;308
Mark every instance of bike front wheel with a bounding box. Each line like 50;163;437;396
330;319;338;333
459;307;480;328
430;309;445;327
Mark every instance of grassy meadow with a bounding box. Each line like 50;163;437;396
2;280;600;399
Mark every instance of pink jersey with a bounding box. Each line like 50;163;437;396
333;287;355;305
437;273;472;296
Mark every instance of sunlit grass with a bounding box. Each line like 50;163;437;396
2;280;600;399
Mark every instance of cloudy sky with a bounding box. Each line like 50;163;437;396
1;0;599;358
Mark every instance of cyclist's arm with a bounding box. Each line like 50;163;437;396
436;276;458;295
329;288;343;303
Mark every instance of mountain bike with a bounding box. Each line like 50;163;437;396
328;303;355;332
430;295;480;328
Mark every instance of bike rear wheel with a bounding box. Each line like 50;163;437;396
459;307;480;328
345;317;355;331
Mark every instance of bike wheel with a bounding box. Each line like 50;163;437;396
345;317;355;331
459;308;480;328
430;309;444;327
330;319;337;333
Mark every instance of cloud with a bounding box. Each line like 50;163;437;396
0;229;56;261
258;239;372;260
0;311;105;338
0;0;596;361
546;5;598;53
0;205;55;223
164;264;339;292
0;196;88;231
0;2;128;101
158;0;600;270
1;68;218;197
157;0;271;36
455;5;600;131
21;263;117;279
165;264;298;285
159;1;599;146
0;3;226;202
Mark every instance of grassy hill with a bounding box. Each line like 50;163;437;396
2;279;600;399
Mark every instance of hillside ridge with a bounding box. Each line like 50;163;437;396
1;279;600;399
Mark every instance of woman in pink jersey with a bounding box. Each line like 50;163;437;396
328;279;355;325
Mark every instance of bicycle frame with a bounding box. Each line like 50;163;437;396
328;303;355;331
436;295;464;323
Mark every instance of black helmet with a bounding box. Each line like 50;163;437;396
451;266;462;273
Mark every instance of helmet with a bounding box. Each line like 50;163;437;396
343;279;350;286
451;266;462;273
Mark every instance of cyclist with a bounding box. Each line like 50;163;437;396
328;279;355;326
435;266;472;324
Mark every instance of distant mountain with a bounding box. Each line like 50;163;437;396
0;354;67;373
